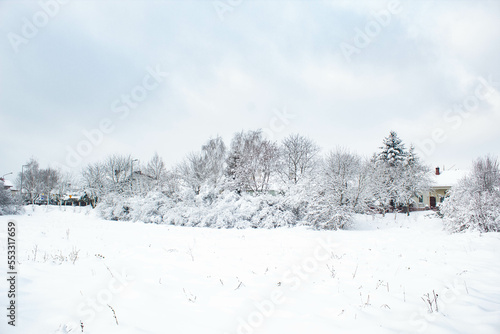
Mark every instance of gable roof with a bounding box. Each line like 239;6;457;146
3;179;15;188
431;169;468;188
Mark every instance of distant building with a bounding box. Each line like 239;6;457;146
416;167;468;209
0;178;18;195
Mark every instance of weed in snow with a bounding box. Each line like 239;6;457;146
107;304;119;325
183;288;197;303
422;290;439;313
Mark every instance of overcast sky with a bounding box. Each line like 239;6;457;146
1;0;499;179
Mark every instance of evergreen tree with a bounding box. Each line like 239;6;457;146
372;131;415;213
377;131;406;167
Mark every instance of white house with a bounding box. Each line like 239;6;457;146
416;167;468;209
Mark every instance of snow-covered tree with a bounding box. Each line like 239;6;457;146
278;134;320;186
371;131;423;214
80;155;133;206
201;136;226;188
368;154;392;214
54;171;74;205
0;180;21;215
441;156;500;232
371;137;431;215
304;148;363;229
17;157;41;204
394;145;431;215
178;152;210;195
39;167;60;204
138;153;179;197
322;148;361;206
145;152;166;188
350;157;373;212
225;130;279;193
177;137;227;196
103;155;133;193
81;162;106;208
377;131;406;167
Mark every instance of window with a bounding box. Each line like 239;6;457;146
418;195;423;203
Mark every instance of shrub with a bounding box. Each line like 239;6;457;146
441;156;500;232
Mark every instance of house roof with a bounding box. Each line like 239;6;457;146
2;179;17;190
3;179;14;187
431;169;468;188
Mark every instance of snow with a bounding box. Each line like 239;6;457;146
431;170;468;188
1;179;15;190
1;207;500;334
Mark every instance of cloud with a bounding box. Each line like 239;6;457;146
0;0;499;175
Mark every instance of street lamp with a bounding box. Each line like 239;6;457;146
0;172;12;190
1;172;12;179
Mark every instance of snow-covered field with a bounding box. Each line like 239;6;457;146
1;207;500;334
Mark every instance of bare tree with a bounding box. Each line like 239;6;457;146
178;152;210;195
39;167;60;204
54;171;74;205
81;162;106;208
177;137;227;196
103;155;133;193
322;148;361;207
226;130;279;193
279;134;320;185
17;157;41;204
144;152;168;192
472;155;500;192
201;136;226;188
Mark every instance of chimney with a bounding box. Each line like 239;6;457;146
435;167;440;175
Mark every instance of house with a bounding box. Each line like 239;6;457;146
416;167;468;209
0;178;18;195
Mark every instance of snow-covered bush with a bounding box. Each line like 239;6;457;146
97;189;298;229
305;195;353;230
97;192;131;221
163;191;297;229
97;192;175;223
441;156;500;232
0;187;22;215
249;195;296;228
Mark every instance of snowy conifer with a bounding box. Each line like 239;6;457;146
377;131;406;167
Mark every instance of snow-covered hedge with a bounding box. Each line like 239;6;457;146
96;190;354;229
98;191;176;224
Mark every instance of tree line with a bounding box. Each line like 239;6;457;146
6;131;433;226
5;130;498;232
